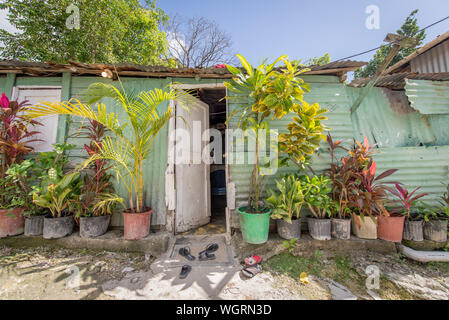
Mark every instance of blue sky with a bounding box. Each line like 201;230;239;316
157;0;449;65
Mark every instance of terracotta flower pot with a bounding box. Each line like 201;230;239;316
123;209;152;240
377;215;405;243
0;208;24;238
352;215;377;240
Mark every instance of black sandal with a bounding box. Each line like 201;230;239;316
179;247;195;261
179;265;192;279
199;243;219;257
199;251;216;261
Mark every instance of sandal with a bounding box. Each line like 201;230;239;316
179;247;195;261
179;265;192;279
199;251;216;261
241;264;262;278
244;255;262;266
199;243;219;257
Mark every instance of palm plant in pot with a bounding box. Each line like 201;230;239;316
26;82;195;240
32;143;81;239
388;184;428;241
0;93;42;237
73;119;124;238
301;175;334;240
224;54;320;244
266;174;304;240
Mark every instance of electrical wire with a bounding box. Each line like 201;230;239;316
332;14;449;63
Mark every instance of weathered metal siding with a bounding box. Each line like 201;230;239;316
67;76;225;227
228;76;354;215
411;40;449;73
347;86;437;147
405;79;449;114
229;77;449;227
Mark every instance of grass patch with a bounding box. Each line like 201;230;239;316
264;250;323;278
427;261;449;275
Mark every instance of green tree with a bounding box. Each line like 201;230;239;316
354;9;426;78
0;0;172;65
292;53;331;67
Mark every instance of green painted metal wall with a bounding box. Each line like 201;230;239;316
228;76;449;227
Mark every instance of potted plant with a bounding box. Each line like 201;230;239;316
301;175;334;240
31;144;81;239
5;160;46;236
74;119;123;238
266;174;304;240
225;54;326;244
0;93;42;237
388;184;428;241
325;134;353;240
27;82;195;240
419;203;449;243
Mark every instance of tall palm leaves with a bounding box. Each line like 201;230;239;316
27;82;194;213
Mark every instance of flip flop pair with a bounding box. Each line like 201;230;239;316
179;243;219;262
241;264;262;278
244;255;262;266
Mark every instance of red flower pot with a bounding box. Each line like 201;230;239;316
123;209;152;240
0;208;25;238
377;215;405;243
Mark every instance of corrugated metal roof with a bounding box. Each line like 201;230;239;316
386;30;449;74
405;79;449;114
0;59;366;77
411;40;449;73
349;72;449;90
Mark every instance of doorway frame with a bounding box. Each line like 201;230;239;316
166;82;230;240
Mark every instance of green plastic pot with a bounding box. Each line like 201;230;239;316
237;207;271;244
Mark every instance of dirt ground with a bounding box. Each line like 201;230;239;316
0;245;448;300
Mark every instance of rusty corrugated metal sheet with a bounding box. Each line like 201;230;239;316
411;40;449;73
349;72;449;90
405;79;449;114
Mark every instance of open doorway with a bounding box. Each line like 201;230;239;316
174;85;227;235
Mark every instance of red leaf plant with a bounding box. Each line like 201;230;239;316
388;183;428;220
0;93;42;171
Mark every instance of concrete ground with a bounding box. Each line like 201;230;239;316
1;244;448;300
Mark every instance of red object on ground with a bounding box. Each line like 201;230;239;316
0;208;24;237
123;209;152;240
214;64;226;69
377;215;405;243
244;255;262;266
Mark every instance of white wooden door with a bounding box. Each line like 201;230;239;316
175;98;210;233
13;87;62;152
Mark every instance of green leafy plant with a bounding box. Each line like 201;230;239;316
388;184;428;219
283;238;297;253
32;171;82;218
225;54;323;213
72;119;124;218
26;82;194;214
266;174;304;223
301;175;334;219
415;202;449;222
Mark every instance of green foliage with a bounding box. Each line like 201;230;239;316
279;102;328;169
26;82;195;213
300;175;334;219
32;171;82;218
225;54;325;212
266;174;304;223
283;238;297;253
0;0;172;65
414;202;449;222
354;10;426;78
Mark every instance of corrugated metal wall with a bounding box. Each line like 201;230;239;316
411;40;449;73
228;76;449;227
405;79;449;114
